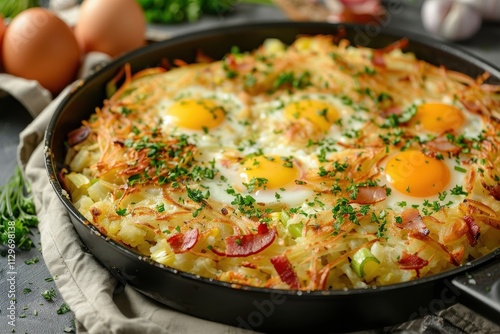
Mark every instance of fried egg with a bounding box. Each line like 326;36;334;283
381;149;468;211
252;93;366;152
202;152;314;207
157;86;249;148
406;98;484;140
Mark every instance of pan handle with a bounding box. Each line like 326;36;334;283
451;252;500;326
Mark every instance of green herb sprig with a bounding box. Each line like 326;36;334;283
0;166;38;251
137;0;273;24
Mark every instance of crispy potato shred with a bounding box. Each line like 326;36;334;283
62;35;500;290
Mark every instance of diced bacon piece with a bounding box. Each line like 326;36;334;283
271;254;300;289
379;38;409;53
196;49;215;63
397;208;430;236
425;136;462;155
68;126;90;147
399;251;428;277
381;106;402;117
463;216;480;246
349;186;387;204
371;51;385;67
481;180;500;201
167;228;199;254
371;38;409;67
212;224;276;257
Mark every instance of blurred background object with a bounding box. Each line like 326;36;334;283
0;0;40;18
421;0;483;42
272;0;331;21
136;0;274;24
421;0;500;41
49;0;78;10
137;0;234;24
74;0;146;57
273;0;386;24
1;7;81;94
273;0;500;42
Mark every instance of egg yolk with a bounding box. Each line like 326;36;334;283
239;155;299;191
284;100;339;132
165;98;225;130
385;150;450;197
412;103;465;133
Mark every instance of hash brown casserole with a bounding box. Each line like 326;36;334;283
61;35;500;290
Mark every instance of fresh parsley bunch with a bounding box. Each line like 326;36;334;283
137;0;234;23
0;166;38;251
137;0;272;24
0;0;39;18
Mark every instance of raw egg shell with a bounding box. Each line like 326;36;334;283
74;0;146;58
2;8;81;94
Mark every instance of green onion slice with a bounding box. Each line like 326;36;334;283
351;247;381;278
287;222;303;239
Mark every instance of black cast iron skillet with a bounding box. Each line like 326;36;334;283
45;22;500;333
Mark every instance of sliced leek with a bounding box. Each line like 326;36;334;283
277;210;303;239
351;247;381;279
288;222;303;238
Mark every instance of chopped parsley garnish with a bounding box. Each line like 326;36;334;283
116;208;127;216
364;66;377;75
281;156;294;168
57;303;71;315
192;202;207;218
372;210;388;238
127;173;143;186
332;197;360;230
438;191;447;201
0;166;38;250
25;257;39;265
244;73;257;88
272;71;311;90
450;185;468;196
226;187;269;218
41;289;56;301
382;104;417;128
186;187;209;203
156;203;165;213
340;95;353;106
243;177;268;192
222;60;238;78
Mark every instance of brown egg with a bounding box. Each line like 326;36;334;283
2;8;81;94
0;15;6;71
74;0;146;58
